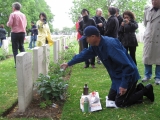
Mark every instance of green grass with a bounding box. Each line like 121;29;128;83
61;43;160;120
0;42;54;118
1;42;160;120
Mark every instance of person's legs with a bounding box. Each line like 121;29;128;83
29;36;33;49
0;38;2;48
108;88;117;101
78;40;83;53
11;33;19;65
142;64;152;82
155;65;160;85
82;38;89;67
128;46;137;65
115;82;154;107
18;33;25;52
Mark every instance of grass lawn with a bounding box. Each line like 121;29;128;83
0;42;160;120
61;43;160;120
0;42;54;118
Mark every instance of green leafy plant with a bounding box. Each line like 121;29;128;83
35;73;68;101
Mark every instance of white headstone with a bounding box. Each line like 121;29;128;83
16;52;33;112
33;47;44;82
2;40;9;55
53;40;58;63
42;44;50;75
61;37;66;51
57;39;61;52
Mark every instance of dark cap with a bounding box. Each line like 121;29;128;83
79;26;100;41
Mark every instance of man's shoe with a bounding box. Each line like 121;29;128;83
142;77;150;82
155;78;160;85
144;84;154;102
84;65;89;68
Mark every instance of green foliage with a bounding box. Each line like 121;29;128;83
59;41;78;62
39;100;52;109
35;73;68;101
70;0;147;23
0;0;54;36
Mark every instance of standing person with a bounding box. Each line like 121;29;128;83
93;8;106;35
75;16;83;53
93;8;106;64
61;26;154;107
79;9;96;68
0;24;7;48
104;7;119;38
118;11;138;65
36;12;53;46
28;22;38;49
115;8;123;28
7;2;27;67
142;0;160;85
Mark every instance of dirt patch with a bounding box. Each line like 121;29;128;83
7;74;71;119
7;92;65;119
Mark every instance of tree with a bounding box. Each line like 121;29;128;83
0;0;54;36
69;0;147;23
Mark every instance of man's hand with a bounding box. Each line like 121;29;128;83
60;63;68;70
119;87;127;96
98;23;103;27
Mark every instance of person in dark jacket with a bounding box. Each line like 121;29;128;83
28;22;38;49
104;7;119;38
93;8;106;35
0;24;7;48
116;8;123;28
119;10;138;65
61;26;154;107
79;9;97;68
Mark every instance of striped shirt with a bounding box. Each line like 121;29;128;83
7;10;27;33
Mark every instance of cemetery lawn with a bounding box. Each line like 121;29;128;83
0;43;54;118
1;42;160;120
61;43;160;120
0;43;30;116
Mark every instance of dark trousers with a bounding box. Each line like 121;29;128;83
11;32;25;65
124;46;137;65
82;38;95;65
78;40;83;53
108;82;144;107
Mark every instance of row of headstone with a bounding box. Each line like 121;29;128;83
16;44;50;112
15;35;75;112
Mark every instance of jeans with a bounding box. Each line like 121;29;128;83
144;64;160;79
29;35;37;48
11;32;25;65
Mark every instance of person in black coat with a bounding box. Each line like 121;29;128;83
93;8;106;35
0;24;7;48
79;9;97;68
119;10;138;65
116;8;123;28
104;7;119;38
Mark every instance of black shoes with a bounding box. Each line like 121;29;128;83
144;84;154;102
84;65;89;68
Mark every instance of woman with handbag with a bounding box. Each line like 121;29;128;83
119;10;138;65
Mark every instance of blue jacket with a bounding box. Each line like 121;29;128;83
68;36;140;91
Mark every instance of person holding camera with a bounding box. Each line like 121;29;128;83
36;12;53;46
119;11;138;65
